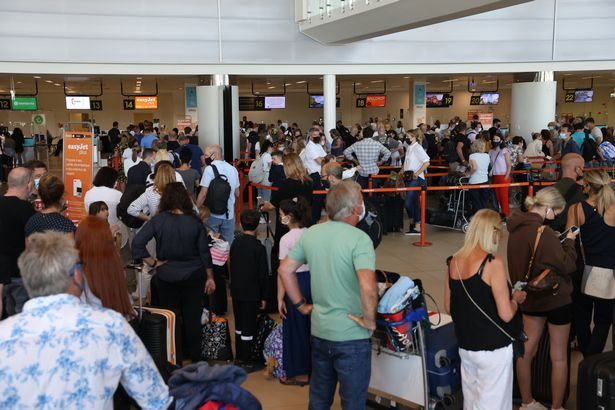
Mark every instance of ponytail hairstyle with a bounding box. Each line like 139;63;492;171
524;186;566;213
279;196;311;228
583;170;615;217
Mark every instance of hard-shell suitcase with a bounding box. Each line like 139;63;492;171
577;351;615;410
513;324;571;406
424;318;462;400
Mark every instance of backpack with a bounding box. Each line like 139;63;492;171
581;134;598;162
204;164;232;218
357;200;383;249
117;184;146;229
170;150;181;168
248;157;267;184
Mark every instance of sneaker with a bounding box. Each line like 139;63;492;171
520;400;548;410
404;229;420;236
414;224;421;233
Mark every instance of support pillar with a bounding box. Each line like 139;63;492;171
196;75;239;161
511;71;556;144
323;74;336;146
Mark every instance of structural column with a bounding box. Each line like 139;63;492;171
323;74;336;146
511;71;556;144
196;75;240;161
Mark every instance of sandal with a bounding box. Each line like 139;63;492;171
279;377;309;387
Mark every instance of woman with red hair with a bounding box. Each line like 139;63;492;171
75;216;134;319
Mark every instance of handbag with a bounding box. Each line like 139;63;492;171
251;313;276;364
575;205;615;299
524;226;561;296
201;315;234;362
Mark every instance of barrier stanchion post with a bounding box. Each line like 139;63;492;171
413;185;432;247
528;180;534;198
248;183;254;209
368;177;373;197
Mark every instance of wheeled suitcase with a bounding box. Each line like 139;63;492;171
577;351;615;409
513;324;571;406
424;318;462;400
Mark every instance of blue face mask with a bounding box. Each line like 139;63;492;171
559;133;567;140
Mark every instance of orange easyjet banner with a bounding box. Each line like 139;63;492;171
63;132;93;224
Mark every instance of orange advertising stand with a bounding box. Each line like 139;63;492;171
63;123;94;225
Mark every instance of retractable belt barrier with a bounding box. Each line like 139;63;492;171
232;158;615;247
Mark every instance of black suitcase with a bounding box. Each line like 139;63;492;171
513;324;571;406
578;351;615;409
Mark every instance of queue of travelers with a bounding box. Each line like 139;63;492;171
1;114;615;410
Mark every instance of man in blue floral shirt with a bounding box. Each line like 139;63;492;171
0;231;172;410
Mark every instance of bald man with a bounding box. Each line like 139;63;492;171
0;167;36;316
549;153;586;232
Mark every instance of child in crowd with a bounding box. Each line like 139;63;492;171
268;150;286;187
88;201;121;246
230;209;269;371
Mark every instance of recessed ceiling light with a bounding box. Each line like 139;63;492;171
135;90;142;93
267;86;275;89
33;76;41;79
54;83;61;86
266;82;271;85
581;76;601;80
179;87;183;90
355;83;362;85
403;76;410;79
285;83;292;86
442;78;459;82
16;81;22;84
255;91;260;94
319;77;323;79
371;80;383;83
482;80;497;84
137;77;142;80
563;73;573;76
296;81;306;84
45;80;53;83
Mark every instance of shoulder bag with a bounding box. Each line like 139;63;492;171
524;226;561;296
575;204;615;299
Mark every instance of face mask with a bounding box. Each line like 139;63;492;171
205;156;214;166
34;178;40;190
280;215;291;226
493;139;501;146
321;179;330;189
312;136;321;144
129;130;135;136
548;126;555;131
559;133;567;140
359;200;366;221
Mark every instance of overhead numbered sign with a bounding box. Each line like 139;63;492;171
470;95;481;106
90;100;103;111
564;92;575;103
0;98;10;110
356;98;366;108
123;99;135;110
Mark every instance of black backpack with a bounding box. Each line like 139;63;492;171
204;164;232;217
357;200;383;249
581;134;598;162
117;184;146;229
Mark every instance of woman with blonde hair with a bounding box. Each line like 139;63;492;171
567;170;615;356
445;209;526;409
507;187;578;410
128;162;177;221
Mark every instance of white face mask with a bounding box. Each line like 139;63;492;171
359;200;366;221
34;178;40;190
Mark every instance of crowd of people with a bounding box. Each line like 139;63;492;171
1;112;615;409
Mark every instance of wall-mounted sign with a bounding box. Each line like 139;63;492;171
12;96;37;111
135;96;158;109
356;97;366;108
32;114;45;125
90;100;103;111
123;99;135;110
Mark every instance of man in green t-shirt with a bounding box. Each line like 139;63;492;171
279;180;378;410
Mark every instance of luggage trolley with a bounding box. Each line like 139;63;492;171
368;301;461;409
428;175;471;233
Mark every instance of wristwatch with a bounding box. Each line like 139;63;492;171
292;298;306;309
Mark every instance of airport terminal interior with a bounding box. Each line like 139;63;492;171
2;0;615;409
